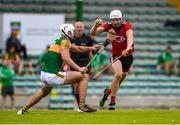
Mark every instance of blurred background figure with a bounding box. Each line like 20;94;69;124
37;45;50;73
3;46;23;75
158;45;179;76
3;46;34;75
6;31;28;60
27;60;35;75
0;59;15;110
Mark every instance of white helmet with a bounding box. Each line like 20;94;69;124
110;10;122;19
59;23;75;38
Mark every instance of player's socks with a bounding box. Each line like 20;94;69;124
22;105;30;112
100;88;111;107
79;101;85;109
78;101;97;112
17;105;29;115
108;96;116;110
75;93;79;104
105;88;111;96
111;96;116;104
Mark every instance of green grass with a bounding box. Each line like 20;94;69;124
0;109;180;124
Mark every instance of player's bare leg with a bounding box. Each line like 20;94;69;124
111;61;123;96
64;71;87;102
64;71;96;112
18;71;96;114
99;60;123;109
17;85;52;114
10;95;15;110
1;96;6;110
172;61;178;76
119;73;127;86
163;62;170;76
27;85;52;108
107;60;123;110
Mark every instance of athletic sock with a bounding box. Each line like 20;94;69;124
111;96;116;104
74;93;79;104
79;101;85;109
22;105;29;111
102;89;111;100
105;88;111;95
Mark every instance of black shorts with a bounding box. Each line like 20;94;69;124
1;87;14;96
112;55;133;72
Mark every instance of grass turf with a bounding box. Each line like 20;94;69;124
0;109;180;124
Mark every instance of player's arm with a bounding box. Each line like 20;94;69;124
63;51;71;72
0;68;4;79
60;46;81;71
0;68;7;79
90;18;105;36
70;44;102;53
88;51;93;60
63;63;70;72
88;51;93;74
70;44;92;53
126;29;134;50
87;36;95;60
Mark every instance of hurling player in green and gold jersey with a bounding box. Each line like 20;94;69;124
17;23;101;114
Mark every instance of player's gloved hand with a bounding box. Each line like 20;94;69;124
91;43;103;51
94;18;103;27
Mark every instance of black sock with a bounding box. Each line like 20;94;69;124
74;93;79;104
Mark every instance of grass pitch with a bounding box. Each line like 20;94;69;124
0;109;180;124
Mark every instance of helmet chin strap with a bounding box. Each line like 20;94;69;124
113;25;121;30
113;23;123;30
61;29;73;41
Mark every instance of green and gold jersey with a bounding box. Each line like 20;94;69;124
42;37;71;74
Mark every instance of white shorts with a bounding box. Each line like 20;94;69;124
40;71;66;86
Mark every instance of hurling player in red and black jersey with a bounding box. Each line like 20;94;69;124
90;10;135;110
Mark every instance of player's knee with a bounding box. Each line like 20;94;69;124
82;74;89;79
12;96;14;100
114;73;122;80
10;96;14;101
